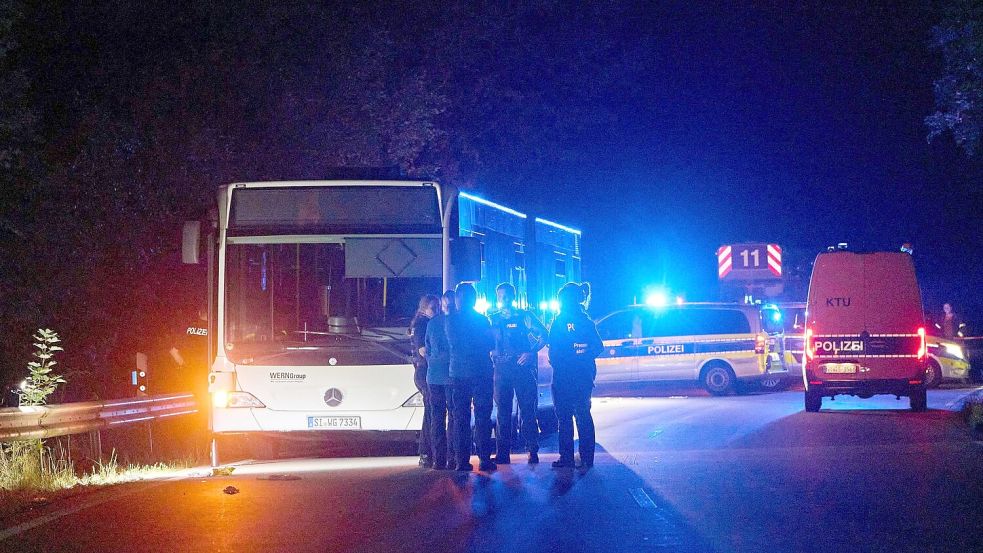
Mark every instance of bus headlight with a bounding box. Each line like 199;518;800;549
943;343;965;360
402;392;424;407
213;391;265;409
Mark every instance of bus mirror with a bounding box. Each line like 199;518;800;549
182;221;202;264
451;237;482;282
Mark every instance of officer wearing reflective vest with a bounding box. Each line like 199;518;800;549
489;282;548;464
548;282;603;470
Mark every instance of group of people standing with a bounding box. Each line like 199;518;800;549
409;281;603;472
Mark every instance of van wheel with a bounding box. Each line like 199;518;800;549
804;390;822;412
909;388;928;412
702;363;736;396
924;361;943;389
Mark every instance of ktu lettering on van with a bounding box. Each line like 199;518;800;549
825;297;851;307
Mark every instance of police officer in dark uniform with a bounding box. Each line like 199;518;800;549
548;282;603;470
445;282;496;472
489;282;547;465
410;295;440;468
425;290;457;470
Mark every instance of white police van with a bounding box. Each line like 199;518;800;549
590;303;788;395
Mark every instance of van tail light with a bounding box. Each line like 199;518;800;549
804;327;815;361
916;327;927;360
755;334;766;354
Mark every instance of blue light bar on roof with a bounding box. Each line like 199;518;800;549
535;217;582;236
459;192;527;218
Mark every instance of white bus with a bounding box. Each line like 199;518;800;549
182;181;581;462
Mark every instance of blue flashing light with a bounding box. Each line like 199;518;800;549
549;299;560;313
460;192;527;219
645;291;668;308
534;217;582;236
539;300;549;311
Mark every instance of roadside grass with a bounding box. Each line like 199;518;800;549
964;398;983;437
0;441;198;493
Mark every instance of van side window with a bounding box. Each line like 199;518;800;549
645;310;686;337
598;311;642;340
709;309;751;335
687;309;750;336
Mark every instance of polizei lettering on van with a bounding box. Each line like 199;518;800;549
647;344;686;355
814;339;864;356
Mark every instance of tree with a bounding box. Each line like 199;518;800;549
926;0;983;156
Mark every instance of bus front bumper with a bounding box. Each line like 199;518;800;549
212;405;423;434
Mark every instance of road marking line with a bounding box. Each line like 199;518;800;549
629;487;657;509
0;480;171;542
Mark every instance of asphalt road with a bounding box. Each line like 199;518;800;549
3;385;982;553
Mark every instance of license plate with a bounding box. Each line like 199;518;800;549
823;363;858;374
308;416;361;429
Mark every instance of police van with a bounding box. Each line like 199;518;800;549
590;303;789;395
803;247;928;411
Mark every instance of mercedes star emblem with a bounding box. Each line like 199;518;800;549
324;388;344;407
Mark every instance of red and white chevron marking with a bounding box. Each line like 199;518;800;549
717;245;733;278
767;244;782;277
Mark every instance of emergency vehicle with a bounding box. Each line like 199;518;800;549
567;302;789;395
803;246;928;412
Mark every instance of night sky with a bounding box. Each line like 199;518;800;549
457;2;983;318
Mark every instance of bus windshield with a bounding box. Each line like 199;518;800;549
224;242;441;365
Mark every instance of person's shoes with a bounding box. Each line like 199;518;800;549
431;462;447;470
527;452;540;464
492;455;511;465
455;463;474;472
478;459;497;472
551;459;575;469
576;461;593;471
418;456;433;468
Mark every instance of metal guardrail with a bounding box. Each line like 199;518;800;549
0;393;199;442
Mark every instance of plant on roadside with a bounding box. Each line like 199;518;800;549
0;329;71;491
964;399;983;434
18;328;66;406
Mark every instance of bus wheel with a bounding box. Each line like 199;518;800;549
923;361;943;389
804;390;822;412
702;363;736;396
909;388;928;412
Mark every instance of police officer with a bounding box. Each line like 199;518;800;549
489;282;547;465
445;282;496;472
410;294;440;468
548;282;603;470
425;290;457;470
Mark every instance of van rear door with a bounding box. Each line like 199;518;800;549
809;252;865;336
860;253;924;379
862;253;922;332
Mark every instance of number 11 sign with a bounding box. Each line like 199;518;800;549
717;244;782;281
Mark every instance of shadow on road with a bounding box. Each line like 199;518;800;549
328;442;720;553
